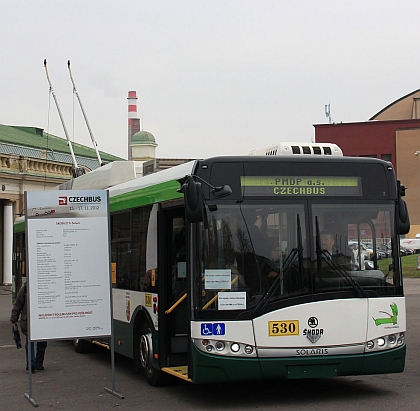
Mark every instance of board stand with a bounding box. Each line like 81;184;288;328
104;336;124;399
24;392;38;408
23;336;123;407
24;337;38;407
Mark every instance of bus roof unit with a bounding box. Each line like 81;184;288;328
249;142;343;156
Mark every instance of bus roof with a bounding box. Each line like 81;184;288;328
57;161;141;190
108;160;196;199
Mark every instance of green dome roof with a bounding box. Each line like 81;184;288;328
131;130;156;144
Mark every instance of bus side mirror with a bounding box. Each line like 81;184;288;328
212;185;232;199
398;197;410;235
179;177;204;223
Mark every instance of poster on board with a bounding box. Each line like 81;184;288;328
25;190;111;341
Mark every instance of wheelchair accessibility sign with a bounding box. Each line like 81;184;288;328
201;323;225;336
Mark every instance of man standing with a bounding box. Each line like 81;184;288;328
10;283;47;371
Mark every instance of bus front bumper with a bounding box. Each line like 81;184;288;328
190;344;406;384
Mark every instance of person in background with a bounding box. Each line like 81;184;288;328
349;243;359;270
320;232;335;255
354;244;367;270
320;231;351;269
10;283;47;372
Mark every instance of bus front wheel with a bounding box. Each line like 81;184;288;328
134;321;168;386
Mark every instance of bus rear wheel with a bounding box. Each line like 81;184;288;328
134;322;168;386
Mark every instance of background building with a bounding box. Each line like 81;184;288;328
0;123;122;285
315;89;420;238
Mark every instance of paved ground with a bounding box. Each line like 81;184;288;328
1;280;420;410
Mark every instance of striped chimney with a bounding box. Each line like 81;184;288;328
127;91;140;160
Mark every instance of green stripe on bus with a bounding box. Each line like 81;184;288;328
13;222;25;233
110;180;183;212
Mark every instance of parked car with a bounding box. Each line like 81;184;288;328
401;247;414;256
375;249;386;260
376;244;392;258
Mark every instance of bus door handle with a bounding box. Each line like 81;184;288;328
165;277;204;314
165;293;187;314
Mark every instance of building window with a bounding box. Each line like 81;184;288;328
359;154;377;158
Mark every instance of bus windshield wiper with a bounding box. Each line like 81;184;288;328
315;217;368;298
253;215;303;316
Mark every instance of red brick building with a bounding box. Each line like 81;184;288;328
315;89;420;237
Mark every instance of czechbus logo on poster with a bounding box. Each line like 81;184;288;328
58;196;102;205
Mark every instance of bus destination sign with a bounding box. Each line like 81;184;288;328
241;176;362;197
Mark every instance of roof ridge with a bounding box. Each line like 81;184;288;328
0;123;123;162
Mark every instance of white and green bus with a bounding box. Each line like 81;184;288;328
13;150;410;386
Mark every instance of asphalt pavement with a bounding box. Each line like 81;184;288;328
2;280;420;411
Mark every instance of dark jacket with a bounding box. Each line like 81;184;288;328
10;283;28;335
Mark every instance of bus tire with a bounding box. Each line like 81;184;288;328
134;321;168;386
73;338;92;353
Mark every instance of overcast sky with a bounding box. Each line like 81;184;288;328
1;1;419;160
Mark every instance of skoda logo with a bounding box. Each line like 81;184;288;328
308;317;318;328
304;317;323;343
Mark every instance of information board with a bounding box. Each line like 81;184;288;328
26;190;111;341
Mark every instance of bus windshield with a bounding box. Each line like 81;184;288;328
196;201;400;320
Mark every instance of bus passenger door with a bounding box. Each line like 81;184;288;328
158;207;189;367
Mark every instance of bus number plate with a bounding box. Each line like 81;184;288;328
268;320;299;336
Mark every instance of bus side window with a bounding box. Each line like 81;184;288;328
115;242;132;289
130;206;152;291
111;206;152;291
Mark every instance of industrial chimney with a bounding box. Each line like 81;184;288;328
127;91;140;160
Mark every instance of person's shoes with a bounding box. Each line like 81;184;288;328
26;365;36;372
35;365;44;371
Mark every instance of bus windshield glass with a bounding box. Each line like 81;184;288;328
196;201;400;320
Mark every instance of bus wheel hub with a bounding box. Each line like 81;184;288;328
140;332;153;370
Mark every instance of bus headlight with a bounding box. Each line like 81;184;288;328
215;341;225;351
244;345;254;354
388;334;396;345
377;337;385;347
230;343;240;353
366;332;405;352
193;339;257;357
